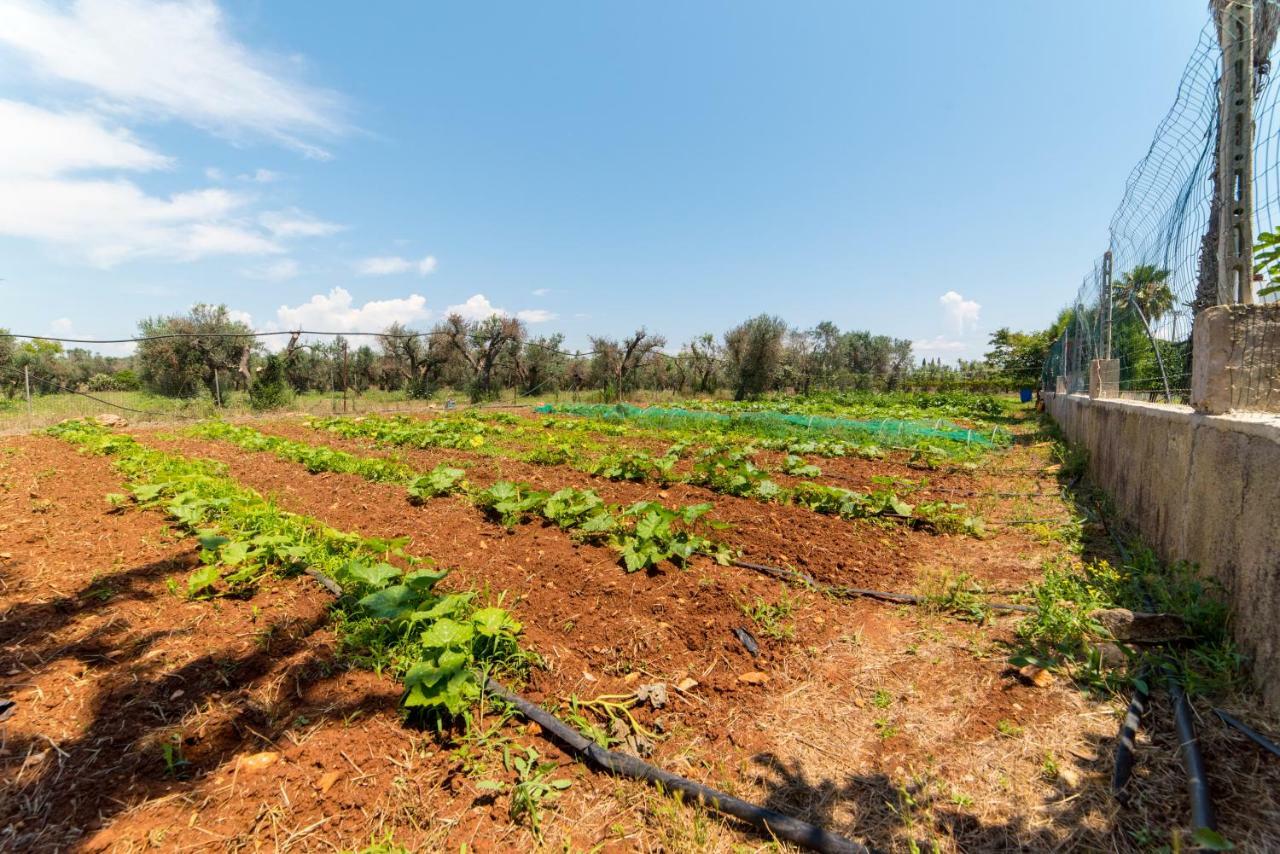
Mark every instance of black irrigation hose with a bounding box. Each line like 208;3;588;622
1111;669;1150;804
1167;669;1216;834
730;560;1036;613
484;680;871;854
304;567;869;853
1212;708;1280;759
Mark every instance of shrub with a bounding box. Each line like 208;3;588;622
249;355;292;411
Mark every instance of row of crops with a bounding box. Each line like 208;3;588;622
305;413;986;535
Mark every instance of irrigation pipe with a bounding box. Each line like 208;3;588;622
730;560;1036;613
1212;708;1280;759
484;680;870;854
1110;669;1150;804
303;567;870;854
1167;668;1216;834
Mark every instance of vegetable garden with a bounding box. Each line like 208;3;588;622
1;394;1277;852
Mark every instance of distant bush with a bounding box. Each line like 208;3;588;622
249;356;292;411
86;371;140;392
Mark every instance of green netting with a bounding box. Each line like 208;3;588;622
533;402;1000;446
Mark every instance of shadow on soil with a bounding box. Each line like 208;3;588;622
750;732;1124;851
0;555;391;851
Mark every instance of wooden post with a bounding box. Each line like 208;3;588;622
1217;0;1256;304
24;365;33;427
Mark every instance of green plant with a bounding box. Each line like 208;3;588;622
871;688;893;710
780;454;821;477
472;481;549;528
614;501;732;572
741;594;796;641
492;745;572;840
407;466;466;502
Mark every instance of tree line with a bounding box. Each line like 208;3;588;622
1;303;1060;406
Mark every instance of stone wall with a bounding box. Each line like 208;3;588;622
1045;391;1280;707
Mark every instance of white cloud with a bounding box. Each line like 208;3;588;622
241;168;279;183
51;317;74;334
0;177;281;266
445;293;504;321
531;288;550;297
0;0;343;155
0;99;171;177
440;294;555;324
912;335;967;353
204;166;224;181
516;309;556;323
939;290;981;333
242;258;298;281
270;287;429;333
259;207;342;238
226;308;253;326
355;254;437;276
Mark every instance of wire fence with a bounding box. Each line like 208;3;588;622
1044;7;1280;409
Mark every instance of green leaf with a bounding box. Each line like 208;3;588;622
345;560;402;590
889;496;914;517
358;584;417;620
219;540;252;566
1190;828;1235;851
197;532;230;551
186;565;221;598
404;567;449;593
419;617;475;648
472;606;521;637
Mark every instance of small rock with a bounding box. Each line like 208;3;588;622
96;414;128;428
1096;642;1128;668
1056;765;1081;788
317;770;342;794
676;677;698;692
237;751;280;772
1089;608;1188;643
635;683;668;709
622;672;642;685
737;671;770;685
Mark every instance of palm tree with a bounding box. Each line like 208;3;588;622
1114;265;1175;402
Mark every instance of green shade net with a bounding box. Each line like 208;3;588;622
533;403;999;446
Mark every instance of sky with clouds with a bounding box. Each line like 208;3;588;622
0;0;1211;360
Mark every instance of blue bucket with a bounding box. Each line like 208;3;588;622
1019;387;1033;403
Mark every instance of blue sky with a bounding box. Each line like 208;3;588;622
0;0;1211;360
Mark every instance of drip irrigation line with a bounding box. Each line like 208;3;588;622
484;681;871;854
729;560;1036;614
1111;669;1151;804
1167;667;1216;834
300;566;868;853
1212;708;1280;759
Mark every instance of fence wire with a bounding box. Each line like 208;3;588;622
1045;8;1280;407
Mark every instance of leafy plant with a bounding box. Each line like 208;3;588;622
614;501;731;572
501;745;572;839
407;466;466;502
472;481;549;528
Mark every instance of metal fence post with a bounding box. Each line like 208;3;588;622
24;366;33;428
1102;250;1114;360
1217;0;1256;304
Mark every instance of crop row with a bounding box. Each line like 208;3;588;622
307;414;985;536
49;419;528;720
190;421;733;572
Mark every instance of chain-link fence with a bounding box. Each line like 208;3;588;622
1044;6;1280;407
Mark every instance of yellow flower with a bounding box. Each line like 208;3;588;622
469;434;484;448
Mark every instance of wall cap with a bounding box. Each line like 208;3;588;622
1044;391;1280;443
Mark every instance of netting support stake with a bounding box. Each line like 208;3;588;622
1217;0;1256;305
1102;250;1114;360
24;366;32;427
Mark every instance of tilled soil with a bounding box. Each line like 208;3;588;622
2;414;1278;852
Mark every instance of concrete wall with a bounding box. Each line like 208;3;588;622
1045;392;1280;707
